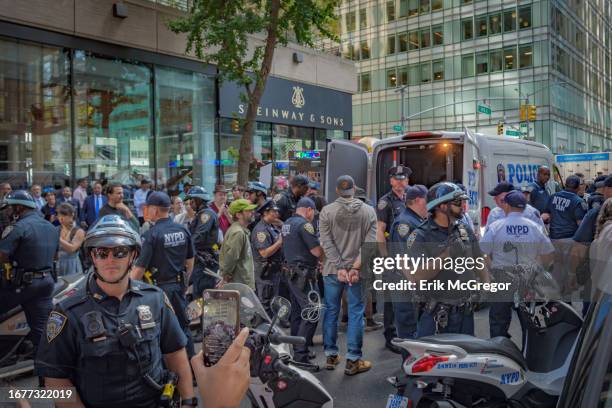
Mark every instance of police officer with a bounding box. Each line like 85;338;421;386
388;185;428;340
281;197;323;363
251;199;284;315
35;215;198;408
486;182;545;230
0;190;58;353
544;175;587;291
132;191;196;358
407;183;490;337
247;181;268;231
276;174;309;221
528;165;552;214
587;175;607;211
185;186;220;297
376;164;411;352
480;190;554;339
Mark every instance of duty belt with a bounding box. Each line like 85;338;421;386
156;274;184;285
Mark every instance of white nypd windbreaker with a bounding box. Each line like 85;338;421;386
480;212;555;269
485;203;545;233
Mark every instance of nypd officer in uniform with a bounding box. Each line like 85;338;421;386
543;175;587;291
276;174;309;222
281;197;323;363
376;164;411;352
185;186;220;297
407;183;490;337
0;190;58;353
251;199;284;315
527;165;552;214
247;181;269;231
480;190;554;339
485;182;545;230
388;185;428;340
35;215;198;408
131;191;196;358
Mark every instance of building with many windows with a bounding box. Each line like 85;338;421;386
0;0;354;195
334;0;612;153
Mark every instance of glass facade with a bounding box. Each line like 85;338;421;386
340;0;612;153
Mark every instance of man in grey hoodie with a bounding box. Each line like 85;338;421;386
319;175;377;376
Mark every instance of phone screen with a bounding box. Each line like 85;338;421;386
202;289;240;366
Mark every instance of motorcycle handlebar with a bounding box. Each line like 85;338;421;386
270;333;306;346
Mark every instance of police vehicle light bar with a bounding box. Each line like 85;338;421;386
402;132;443;139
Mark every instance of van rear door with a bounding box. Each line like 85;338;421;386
325;140;369;202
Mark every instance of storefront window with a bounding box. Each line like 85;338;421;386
155;66;215;193
219;120;272;185
273;125;314;179
73;51;153;198
0;38;71;190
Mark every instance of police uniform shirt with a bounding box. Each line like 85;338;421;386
480;213;555;269
281;215;319;267
572;206;600;244
528;181;550;213
35;275;186;408
0;211;59;271
485;204;545;233
407;218;482;283
251;220;283;264
377;191;406;235
189;207;219;253
135;217;194;281
389;207;424;244
276;191;299;222
546;190;587;239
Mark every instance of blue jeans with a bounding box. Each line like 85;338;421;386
323;274;365;361
393;302;417;339
417;308;474;338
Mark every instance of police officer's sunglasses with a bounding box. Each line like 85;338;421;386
91;246;132;259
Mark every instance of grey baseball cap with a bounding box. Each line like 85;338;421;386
336;175;355;196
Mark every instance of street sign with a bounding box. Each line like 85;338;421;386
506;129;521;138
477;104;491;115
393;125;403;132
520;122;528;136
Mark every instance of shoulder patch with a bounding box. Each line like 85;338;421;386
1;225;13;239
303;222;315;235
200;212;210;224
397;223;410;238
46;311;67;343
377;199;388;210
256;231;266;243
163;292;175;313
406;231;417;250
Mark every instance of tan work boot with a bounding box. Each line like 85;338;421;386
344;359;372;376
326;355;341;370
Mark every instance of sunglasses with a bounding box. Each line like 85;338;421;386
91;246;132;260
449;199;465;207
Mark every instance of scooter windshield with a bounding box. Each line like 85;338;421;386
223;283;271;328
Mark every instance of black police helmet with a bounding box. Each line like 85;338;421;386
184;186;211;202
247;181;268;196
426;182;468;212
4;190;37;209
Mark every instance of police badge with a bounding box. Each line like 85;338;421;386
406;231;417;249
137;305;156;329
46;311;67;343
257;232;266;243
304;223;315;234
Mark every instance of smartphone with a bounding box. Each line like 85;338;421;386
201;289;240;366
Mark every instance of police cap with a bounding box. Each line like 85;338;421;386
146;191;171;208
488;182;515;196
388;165;412;180
503;190;527;209
258;199;280;214
296;197;316;209
405;184;428;200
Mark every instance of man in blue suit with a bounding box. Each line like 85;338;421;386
81;182;107;229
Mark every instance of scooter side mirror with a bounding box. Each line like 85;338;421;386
271;296;291;321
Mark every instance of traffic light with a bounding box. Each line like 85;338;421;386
527;105;536;121
231;119;240;133
497;122;504;135
520;104;527;121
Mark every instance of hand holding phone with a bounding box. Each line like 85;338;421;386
201;289;240;366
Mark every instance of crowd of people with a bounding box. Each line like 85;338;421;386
0;163;611;407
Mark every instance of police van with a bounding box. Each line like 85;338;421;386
325;129;555;229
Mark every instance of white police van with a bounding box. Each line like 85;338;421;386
325;128;555;229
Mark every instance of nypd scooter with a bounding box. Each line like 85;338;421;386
386;244;583;408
